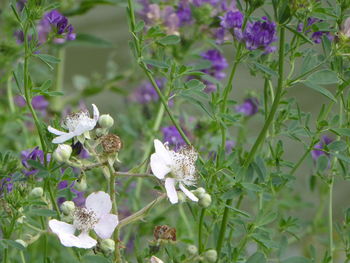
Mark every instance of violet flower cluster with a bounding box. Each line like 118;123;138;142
162;125;186;151
21;147;49;176
311;136;333;161
297;17;333;44
132;79;166;104
236;98;259;116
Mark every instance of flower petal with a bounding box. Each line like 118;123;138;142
94;214;119;239
74;120;96;136
85;191;112;218
48;126;66;135
76;232;97;249
165;178;178;204
179;183;198;202
52;132;76;144
150;153;171;179
92;104;99;122
49;219;80;247
154;140;172;165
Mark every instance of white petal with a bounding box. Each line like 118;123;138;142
94;214;119;239
154;140;172;165
92;104;99;121
150;153;171;179
74;121;95;136
49;219;80;247
165;178;178;204
48;126;66;135
85;191;112;218
179;183;198;202
52;132;76;144
75;232;97;249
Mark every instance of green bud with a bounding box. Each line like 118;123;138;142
75;178;87;192
61;201;75;215
187;245;198;255
15;239;27;248
193;187;206;199
30;187;43;198
199;193;212;208
203;249;217;263
100;238;115;254
17;216;26;224
53;144;72;163
98;114;114;129
177;191;186;203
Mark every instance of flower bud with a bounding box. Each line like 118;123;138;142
199;193;212;208
101;134;122;153
150;256;164;263
53;144;72;163
100;238;115;254
30;187;43;198
15;239;27;248
203;249;217;263
60;201;75;215
187;245;198;255
192;187;206;199
74;178;87;192
177;191;186;203
98;114;114;129
17;215;26;224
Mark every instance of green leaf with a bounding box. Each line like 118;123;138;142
1;240;25;250
185;79;205;90
282;257;311;263
82;255;110;263
143;59;169;69
135;20;145;33
241;183;261;192
256;212;277;227
306;70;339;85
253;62;278;77
157;35;180;45
303;81;336;102
67;33;112;47
27;209;57;217
35;54;61;64
316;155;329;172
246;252;266;263
330;128;350;137
328;140;347;152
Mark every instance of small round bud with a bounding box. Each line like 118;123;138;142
199;193;212;208
53;144;72;163
187;245;198;255
98;114;114;129
192;187;206;199
61;214;73;223
15;239;27;248
30;187;43;198
100;238;115;254
203;249;217;263
177;191;186;203
101;134;122;153
95;128;106;137
17;216;26;224
74;178;87;192
150;256;164;263
60;201;75;215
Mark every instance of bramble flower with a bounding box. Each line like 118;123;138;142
162;125;186;150
311;136;333;161
150;139;199;204
235;98;259;116
49;191;118;248
38;10;76;44
48;104;99;144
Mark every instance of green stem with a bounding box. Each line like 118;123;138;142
47;180;61;220
198;208;206;253
243;26;286;167
20;251;26;263
329;177;334;263
3;248;8;263
52;48;65;112
7;75;15;113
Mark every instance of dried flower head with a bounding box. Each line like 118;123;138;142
101;134;122;153
153;225;176;241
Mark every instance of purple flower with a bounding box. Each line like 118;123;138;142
14;95;26;107
162;125;186;150
32;95;49;111
225;140;235;153
236;98;259;116
57;180;86;207
311;136;333;161
16;0;27;11
298;17;333;44
132;79;165;104
201;49;228;80
21;147;50;176
220;10;243;29
243;17;277;53
176;1;192;25
0;175;13;196
38;10;76;44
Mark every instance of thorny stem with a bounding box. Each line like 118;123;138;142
243;26;286;167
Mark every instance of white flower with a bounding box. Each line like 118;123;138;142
48;104;99;144
150;139;199;204
343;17;350;37
150;256;164;263
49;191;118;249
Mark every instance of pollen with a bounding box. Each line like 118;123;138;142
73;207;98;231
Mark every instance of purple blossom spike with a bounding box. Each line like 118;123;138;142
132;79;165;104
220;10;243;29
177;1;192;25
57;180;85;207
311;136;333;161
236;98;259;116
201;49;228;80
162;125;186;150
32;96;49;111
21;147;50;176
0;175;13;196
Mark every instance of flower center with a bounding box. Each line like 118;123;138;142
64;110;90;132
170;146;198;185
73;207;98;231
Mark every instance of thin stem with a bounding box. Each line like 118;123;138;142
216;198;233;259
243;26;286;167
47;180;61;220
198;208;206;253
20;251;26;263
52;48;65;112
329;177;334;263
116;172;153;177
7;75;15;113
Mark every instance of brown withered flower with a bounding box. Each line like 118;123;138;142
101;134;122;153
153;225;176;242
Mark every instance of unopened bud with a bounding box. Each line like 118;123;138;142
177;191;186;203
199;193;212;208
187;245;198;255
203;249;217;263
53;144;72;163
60;201;75;215
101;134;122;153
15;239;27;248
30;187;43;198
150;256;164;263
100;238;115;254
75;178;87;192
17;216;26;224
98;114;114;129
192;187;206;199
